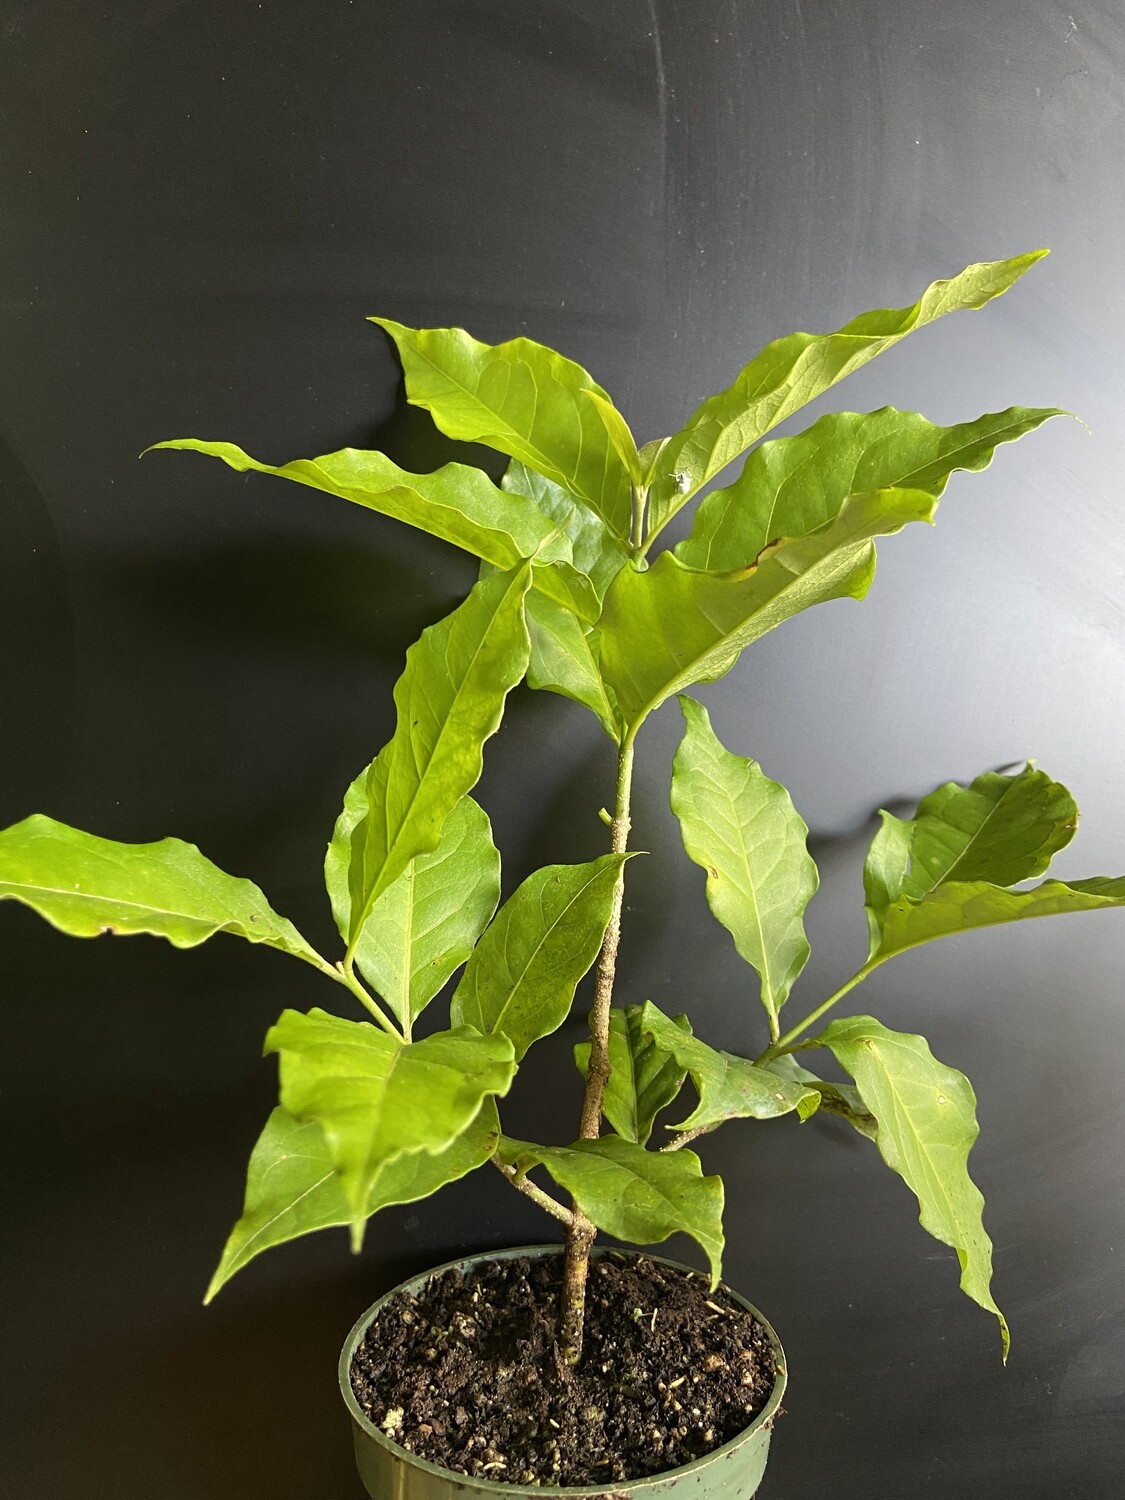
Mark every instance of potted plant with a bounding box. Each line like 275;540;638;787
2;249;1122;1497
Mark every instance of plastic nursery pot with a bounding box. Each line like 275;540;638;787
339;1244;787;1500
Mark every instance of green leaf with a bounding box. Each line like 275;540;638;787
637;1001;819;1133
531;560;602;626
524;591;620;740
149;440;570;568
671;697;817;1029
582;390;644;486
866;765;1078;917
859;765;1118;964
266;1009;515;1247
371;319;633;539
763;1054;876;1139
503;461;630;604
450;854;629;1059
646;250;1047;536
205;1099;500;1301
812;1015;1008;1354
597;486;936;735
500;1133;725;1285
574;1005;692;1145
326;789;500;1031
676;406;1064;573
0;814;327;971
874;875;1125;962
151;439;598;622
350;564;531;943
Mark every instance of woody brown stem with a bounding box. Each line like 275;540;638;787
558;738;635;1366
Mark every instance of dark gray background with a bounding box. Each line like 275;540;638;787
2;2;1123;1495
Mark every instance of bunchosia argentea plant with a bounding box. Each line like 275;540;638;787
3;250;1122;1367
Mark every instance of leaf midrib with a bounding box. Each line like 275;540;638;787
404;338;617;528
487;866;613;1040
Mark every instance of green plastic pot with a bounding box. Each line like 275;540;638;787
339;1245;786;1500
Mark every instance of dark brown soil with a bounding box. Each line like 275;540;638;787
349;1251;778;1487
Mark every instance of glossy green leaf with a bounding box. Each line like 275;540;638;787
531;560;601;626
266;1008;515;1247
874;875;1125;961
764;1054;876;1139
152;439;595;622
671;697;817;1029
150;437;570;563
500;1133;725;1285
205;1100;500;1301
813;1015;1008;1354
0;814;328;972
326;788;500;1031
503;461;630;604
637;1001;819;1133
676;406;1064;572
371;319;633;539
583;390;644;486
597;486;936;734
859;765;1120;963
646;251;1047;536
524;591;620;739
450;854;629;1059
866;765;1078;919
638;436;672;486
574;1005;692;1145
349;564;530;944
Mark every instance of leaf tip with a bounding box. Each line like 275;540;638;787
202;1265;227;1306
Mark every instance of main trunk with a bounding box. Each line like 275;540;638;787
558;739;634;1366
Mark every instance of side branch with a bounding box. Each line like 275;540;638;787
491;1156;574;1227
661;1125;712;1153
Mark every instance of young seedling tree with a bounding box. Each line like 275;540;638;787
3;251;1122;1369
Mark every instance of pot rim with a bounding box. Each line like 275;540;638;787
338;1243;787;1497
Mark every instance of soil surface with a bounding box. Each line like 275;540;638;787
349;1251;778;1487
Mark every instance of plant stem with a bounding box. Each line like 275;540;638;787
756;961;877;1062
491;1156;575;1226
630;484;648;554
661;1124;712;1153
558;735;636;1365
336;958;402;1037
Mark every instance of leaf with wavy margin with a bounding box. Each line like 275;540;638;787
597;486;936;735
676;406;1064;572
524;591;619;739
0;815;327;971
149;439;594;620
451;854;629;1059
371;319;633;538
873;875;1125;961
671;697;817;1029
646;251;1046;536
864;765;1077;934
812;1015;1008;1355
348;564;530;945
637;1001;819;1133
266;1009;515;1247
326;789;500;1031
499;1133;724;1285
574;1005;692;1145
503;460;630;603
205;1101;500;1300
